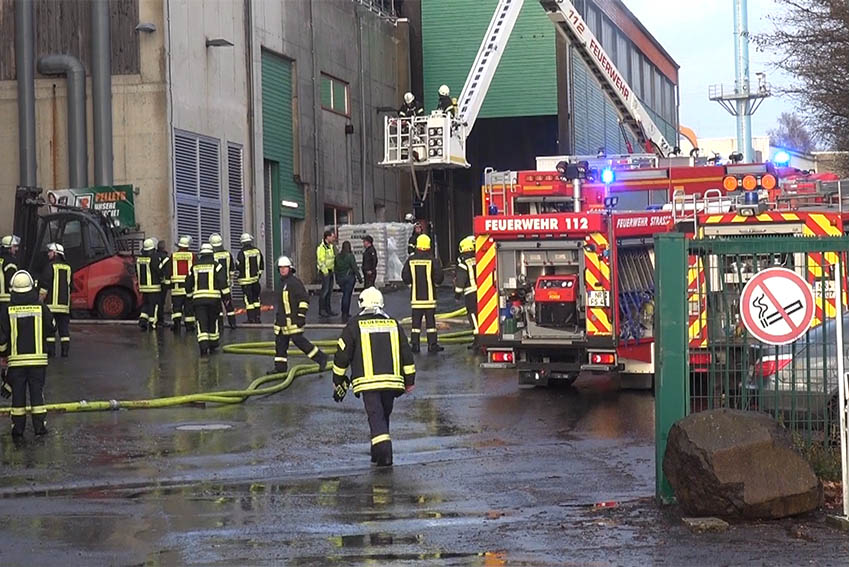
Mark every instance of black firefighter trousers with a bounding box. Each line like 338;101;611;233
194;300;221;354
8;365;47;436
410;308;437;349
363;390;397;466
274;331;325;372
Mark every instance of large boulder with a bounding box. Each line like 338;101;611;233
663;408;822;519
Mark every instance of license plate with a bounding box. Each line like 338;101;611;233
813;281;835;299
587;290;609;307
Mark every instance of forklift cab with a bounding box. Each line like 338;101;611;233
30;210;116;277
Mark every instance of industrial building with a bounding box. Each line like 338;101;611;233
413;0;680;261
0;0;410;282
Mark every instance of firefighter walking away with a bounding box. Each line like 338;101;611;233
454;236;479;349
0;270;55;437
332;287;415;467
185;244;232;356
39;243;72;357
136;238;165;331
236;233;264;323
209;233;237;329
164;236;196;333
402;234;444;353
273;256;328;374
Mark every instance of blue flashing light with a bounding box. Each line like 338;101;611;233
600;167;615;184
743;190;760;205
773;150;791;166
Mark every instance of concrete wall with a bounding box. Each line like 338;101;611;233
0;0;170;242
251;0;407;279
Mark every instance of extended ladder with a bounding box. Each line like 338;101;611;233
539;0;674;156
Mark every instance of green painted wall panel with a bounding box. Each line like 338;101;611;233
422;0;557;119
261;51;304;219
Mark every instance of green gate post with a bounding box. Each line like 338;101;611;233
654;233;689;502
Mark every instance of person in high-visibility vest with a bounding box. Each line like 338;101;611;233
209;233;237;329
136;238;165;332
454;235;479;348
273;255;328;374
235;233;264;323
185;244;231;356
0;270;55;437
163;236;196;333
0;235;21;306
38;243;72;357
401;234;444;353
316;230;337;318
332;287;415;467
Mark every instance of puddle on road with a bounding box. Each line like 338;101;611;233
290;550;508;565
175;423;234;431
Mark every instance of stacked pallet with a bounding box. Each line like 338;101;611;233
337;223;414;287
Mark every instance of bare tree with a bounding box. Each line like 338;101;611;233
754;0;849;151
768;112;815;152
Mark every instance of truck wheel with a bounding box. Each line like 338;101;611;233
96;287;133;319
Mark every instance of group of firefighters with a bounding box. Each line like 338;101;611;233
0;234;73;437
0;220;478;466
397;85;458;118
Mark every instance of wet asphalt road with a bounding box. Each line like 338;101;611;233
0;289;846;566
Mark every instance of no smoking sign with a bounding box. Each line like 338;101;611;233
739;268;815;346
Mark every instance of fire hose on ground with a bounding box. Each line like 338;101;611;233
0;307;472;416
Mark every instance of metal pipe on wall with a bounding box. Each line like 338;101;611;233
38;55;89;189
15;0;37;188
91;0;114;185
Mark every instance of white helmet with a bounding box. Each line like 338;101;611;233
404;92;415;104
240;233;254;244
199;243;214;255
10;270;34;294
209;233;223;247
438;84;450;97
358;287;384;310
177;235;192;248
277;255;294;269
142;238;156;251
1;235;21;248
47;242;65;256
404;213;415;223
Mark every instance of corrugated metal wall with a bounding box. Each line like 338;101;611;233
261;51;303;218
421;0;557;118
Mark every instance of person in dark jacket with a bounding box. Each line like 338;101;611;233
0;270;55;437
332;287;415;467
407;222;423;256
185;244;232;356
0;235;20;306
38;243;72;357
361;235;378;289
334;241;362;322
273;256;329;374
398;92;424;118
401;234;444;353
137;238;164;331
436;84;456;116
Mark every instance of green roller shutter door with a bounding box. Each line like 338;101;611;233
261;51;303;220
422;0;557;119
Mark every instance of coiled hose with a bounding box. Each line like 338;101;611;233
0;308;472;415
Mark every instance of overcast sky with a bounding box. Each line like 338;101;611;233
624;0;796;140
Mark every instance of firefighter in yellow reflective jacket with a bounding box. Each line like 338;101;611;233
38;243;72;357
0;235;21;306
454;235;479;348
185;244;231;356
209;233;237;329
401;234;444;353
136;238;165;331
163;236;196;333
273;256;329;374
332;287;415;467
0;271;55;437
236;233;264;323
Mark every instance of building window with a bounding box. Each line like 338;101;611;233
324;204;351;231
174;129;221;250
320;73;349;116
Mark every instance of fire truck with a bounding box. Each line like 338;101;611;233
474;161;846;387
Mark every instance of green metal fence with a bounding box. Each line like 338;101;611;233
655;234;849;501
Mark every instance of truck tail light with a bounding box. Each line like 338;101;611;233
589;352;615;365
753;354;793;378
490;350;514;364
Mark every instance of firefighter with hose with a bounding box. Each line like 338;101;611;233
331;287;415;467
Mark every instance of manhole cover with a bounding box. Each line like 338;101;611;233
175;423;233;431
